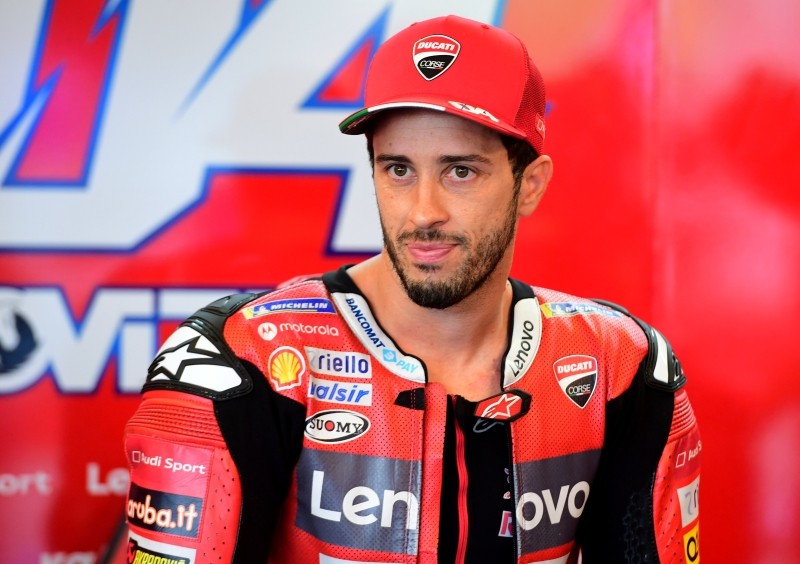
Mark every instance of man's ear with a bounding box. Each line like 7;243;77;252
518;155;553;217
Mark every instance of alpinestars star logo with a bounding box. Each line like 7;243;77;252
149;336;222;380
475;390;531;422
147;327;242;392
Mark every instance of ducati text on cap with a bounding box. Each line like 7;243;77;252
413;34;460;80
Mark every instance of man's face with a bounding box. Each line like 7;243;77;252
371;110;520;309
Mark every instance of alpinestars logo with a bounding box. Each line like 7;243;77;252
413;34;460;80
475;390;531;422
553;355;598;408
148;326;242;392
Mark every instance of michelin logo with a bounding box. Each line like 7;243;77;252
243;298;335;319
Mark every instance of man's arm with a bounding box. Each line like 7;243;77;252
577;315;702;563
123;293;306;562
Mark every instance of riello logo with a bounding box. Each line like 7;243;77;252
304;410;370;444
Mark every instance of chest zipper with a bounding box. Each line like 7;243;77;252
506;424;517;563
452;396;469;564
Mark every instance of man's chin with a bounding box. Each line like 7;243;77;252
411;267;445;279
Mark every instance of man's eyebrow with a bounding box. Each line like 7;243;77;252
439;154;492;165
375;154;412;164
375;154;493;165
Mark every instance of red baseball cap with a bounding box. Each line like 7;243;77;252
339;15;547;154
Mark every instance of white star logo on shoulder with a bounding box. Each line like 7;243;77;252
148;326;242;392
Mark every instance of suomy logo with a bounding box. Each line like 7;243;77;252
305;410;370;443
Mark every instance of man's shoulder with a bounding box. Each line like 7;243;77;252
523;283;651;363
526;283;686;393
523;284;632;323
234;276;333;319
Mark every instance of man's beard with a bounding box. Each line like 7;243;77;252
382;198;518;309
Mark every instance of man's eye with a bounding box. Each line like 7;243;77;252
390;164;408;177
452;166;471;179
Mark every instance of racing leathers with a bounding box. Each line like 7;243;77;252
123;266;701;563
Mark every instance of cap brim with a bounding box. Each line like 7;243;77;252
339;100;527;141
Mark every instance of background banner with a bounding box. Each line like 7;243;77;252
1;0;798;562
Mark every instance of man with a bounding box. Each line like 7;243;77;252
122;15;701;564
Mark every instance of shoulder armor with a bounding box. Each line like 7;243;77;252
191;292;258;330
143;292;259;400
592;299;687;392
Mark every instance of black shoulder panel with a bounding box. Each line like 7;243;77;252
196;292;259;322
143;292;260;400
592;299;687;392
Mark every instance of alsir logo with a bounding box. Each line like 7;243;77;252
413;34;460;80
553;355;598;408
305;410;370;444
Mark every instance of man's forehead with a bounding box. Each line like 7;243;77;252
371;109;505;149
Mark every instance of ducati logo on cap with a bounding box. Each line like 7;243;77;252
413;34;460;80
553;355;598;408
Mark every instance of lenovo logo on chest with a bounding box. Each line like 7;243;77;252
514;450;601;556
516;481;590;531
310;470;418;529
295;450;421;554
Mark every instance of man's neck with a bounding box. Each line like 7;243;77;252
347;255;513;399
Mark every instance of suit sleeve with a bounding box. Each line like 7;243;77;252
122;293;306;563
577;320;702;564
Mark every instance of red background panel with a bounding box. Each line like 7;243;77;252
506;0;800;561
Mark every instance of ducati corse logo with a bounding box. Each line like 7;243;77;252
553;355;598;408
413;34;460;80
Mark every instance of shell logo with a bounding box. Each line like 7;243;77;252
268;346;305;390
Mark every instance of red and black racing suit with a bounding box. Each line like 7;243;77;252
123;266;701;563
